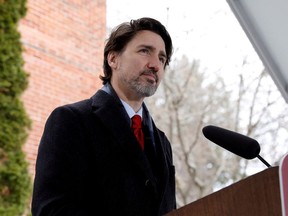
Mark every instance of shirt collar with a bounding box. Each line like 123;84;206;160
120;99;143;119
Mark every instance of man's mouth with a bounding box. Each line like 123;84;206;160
142;71;157;83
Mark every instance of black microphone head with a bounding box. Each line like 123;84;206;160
202;125;260;159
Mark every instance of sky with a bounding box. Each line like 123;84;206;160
106;0;263;81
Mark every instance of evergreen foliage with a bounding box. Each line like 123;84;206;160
0;0;31;215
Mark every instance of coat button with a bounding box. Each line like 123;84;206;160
145;179;151;187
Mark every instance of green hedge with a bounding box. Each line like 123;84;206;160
0;0;32;215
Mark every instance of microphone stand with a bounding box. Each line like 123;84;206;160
257;155;271;167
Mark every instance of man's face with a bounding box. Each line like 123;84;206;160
109;30;167;100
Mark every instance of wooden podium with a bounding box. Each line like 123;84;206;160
166;159;288;216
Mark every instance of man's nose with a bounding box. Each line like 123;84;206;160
147;56;161;72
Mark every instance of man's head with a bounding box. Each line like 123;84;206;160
101;17;173;85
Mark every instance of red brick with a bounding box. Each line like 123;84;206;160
19;0;106;177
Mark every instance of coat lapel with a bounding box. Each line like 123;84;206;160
151;120;170;203
90;90;157;188
142;103;170;204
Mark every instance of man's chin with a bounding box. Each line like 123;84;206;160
132;81;158;97
140;85;157;97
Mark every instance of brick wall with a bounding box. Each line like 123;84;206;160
19;0;106;177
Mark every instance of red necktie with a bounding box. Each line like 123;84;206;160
131;115;144;151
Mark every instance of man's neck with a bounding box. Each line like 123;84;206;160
110;82;144;112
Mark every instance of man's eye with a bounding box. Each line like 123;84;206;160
159;57;166;64
140;49;149;54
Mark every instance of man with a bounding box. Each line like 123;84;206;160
32;17;176;216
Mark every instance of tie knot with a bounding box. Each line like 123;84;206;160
131;115;142;129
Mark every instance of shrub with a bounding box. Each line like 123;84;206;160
0;0;32;215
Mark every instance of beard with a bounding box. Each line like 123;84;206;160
131;80;157;97
122;69;159;97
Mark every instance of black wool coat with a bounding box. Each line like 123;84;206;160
32;88;176;216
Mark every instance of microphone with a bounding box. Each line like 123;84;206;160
202;125;271;167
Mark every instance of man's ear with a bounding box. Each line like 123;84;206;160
107;51;119;69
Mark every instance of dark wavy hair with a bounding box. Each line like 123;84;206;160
100;17;173;84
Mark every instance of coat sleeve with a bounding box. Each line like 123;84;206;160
31;105;92;216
